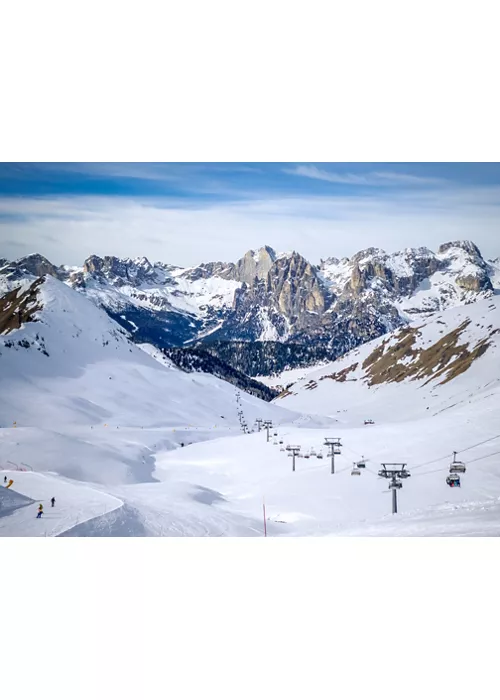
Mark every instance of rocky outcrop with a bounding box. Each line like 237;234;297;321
0;277;44;334
456;273;493;293
0;254;62;282
437;240;482;257
234;246;276;284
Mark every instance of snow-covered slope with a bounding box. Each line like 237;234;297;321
274;294;500;424
0;275;305;485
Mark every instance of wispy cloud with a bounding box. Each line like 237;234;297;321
1;186;500;267
284;165;447;187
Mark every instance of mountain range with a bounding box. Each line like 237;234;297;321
1;240;499;377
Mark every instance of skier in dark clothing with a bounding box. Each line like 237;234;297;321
3;476;6;484
51;497;55;507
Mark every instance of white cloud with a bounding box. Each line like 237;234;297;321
284;165;446;186
1;188;500;267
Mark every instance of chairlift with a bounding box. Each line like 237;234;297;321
351;465;361;476
279;439;284;445
334;447;341;455
304;454;310;459
364;419;374;425
449;451;466;474
357;459;366;469
280;447;285;452
310;449;317;457
317;452;323;459
446;474;461;487
273;440;278;445
389;480;403;489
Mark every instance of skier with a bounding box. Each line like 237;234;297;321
36;504;43;519
3;475;6;484
51;497;55;507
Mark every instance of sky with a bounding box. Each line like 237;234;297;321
1;163;500;267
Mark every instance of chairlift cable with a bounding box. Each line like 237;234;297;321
411;432;500;471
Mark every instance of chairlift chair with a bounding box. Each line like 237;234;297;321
449;451;466;474
279;439;284;445
351;464;361;476
280;447;285;452
317;452;323;459
446;474;461;487
304;454;310;459
310;449;317;457
334;447;341;455
357;460;366;469
389;480;403;489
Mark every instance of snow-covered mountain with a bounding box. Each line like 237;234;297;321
0;275;303;484
1;240;498;376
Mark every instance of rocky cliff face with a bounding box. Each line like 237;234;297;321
1;240;497;374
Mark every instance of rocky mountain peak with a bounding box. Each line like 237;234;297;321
351;247;387;266
81;254;164;288
0;253;62;283
437;240;482;257
436;240;491;293
17;253;57;275
235;246;277;285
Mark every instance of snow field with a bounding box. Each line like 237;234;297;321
0;471;122;536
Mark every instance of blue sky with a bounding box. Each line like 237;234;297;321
1;163;500;265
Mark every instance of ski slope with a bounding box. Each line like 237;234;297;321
0;471;121;536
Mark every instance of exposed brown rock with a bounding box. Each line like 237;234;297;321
321;362;359;382
0;278;44;335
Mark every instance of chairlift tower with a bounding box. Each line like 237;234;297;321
255;418;263;432
324;437;342;474
377;463;411;514
286;445;301;472
263;420;273;443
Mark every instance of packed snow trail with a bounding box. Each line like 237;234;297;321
0;472;122;536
